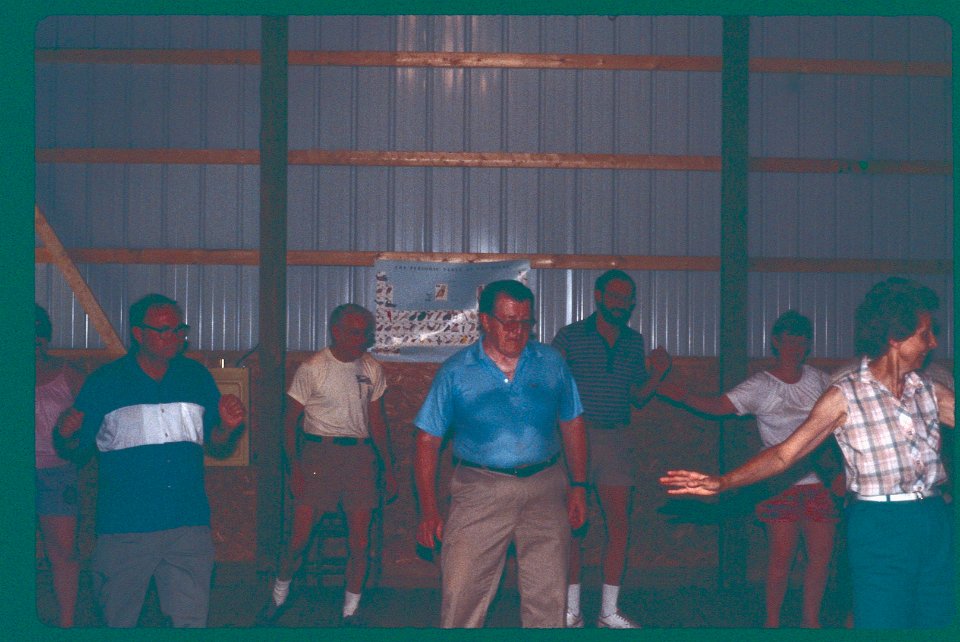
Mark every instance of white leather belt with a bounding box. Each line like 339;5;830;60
855;489;940;502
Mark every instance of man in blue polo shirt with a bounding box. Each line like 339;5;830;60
414;279;588;628
56;293;245;627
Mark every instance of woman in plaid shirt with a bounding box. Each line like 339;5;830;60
661;278;955;628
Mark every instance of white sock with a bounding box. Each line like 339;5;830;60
567;584;581;615
272;578;291;606
600;583;620;617
343;590;361;617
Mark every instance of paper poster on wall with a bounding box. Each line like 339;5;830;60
371;260;533;362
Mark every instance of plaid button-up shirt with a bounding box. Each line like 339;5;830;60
833;357;946;496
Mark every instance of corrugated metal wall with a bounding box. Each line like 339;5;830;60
747;16;953;358
35;15;952;359
35;15;263;351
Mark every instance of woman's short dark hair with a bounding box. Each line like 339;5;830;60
478;280;535;315
770;309;813;355
854;277;939;359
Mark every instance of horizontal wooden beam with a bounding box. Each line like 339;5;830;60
33;147;717;171
35;148;260;165
35;48;951;77
290;51;722;71
750;157;952;176
35;247;951;275
36;148;951;175
751;57;950;77
751;257;952;275
35;48;260;65
291;150;721;171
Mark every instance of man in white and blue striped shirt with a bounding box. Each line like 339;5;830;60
57;294;245;627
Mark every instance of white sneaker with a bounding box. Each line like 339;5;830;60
565;610;584;628
597;611;640;629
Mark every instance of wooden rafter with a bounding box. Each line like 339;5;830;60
34;147;953;176
33;247;952;276
35;205;126;355
34;48;952;78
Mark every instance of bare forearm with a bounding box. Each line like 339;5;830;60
683;393;737;417
368;398;394;467
209;425;231;446
414;432;442;517
631;378;660;408
718;445;793;491
210;419;242;446
559;416;587;483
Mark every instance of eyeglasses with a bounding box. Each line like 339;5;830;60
141;323;190;337
489;315;537;331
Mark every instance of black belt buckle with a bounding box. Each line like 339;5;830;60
512;458;550;477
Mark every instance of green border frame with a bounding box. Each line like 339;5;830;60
5;1;957;640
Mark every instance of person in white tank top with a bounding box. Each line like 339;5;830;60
659;310;840;628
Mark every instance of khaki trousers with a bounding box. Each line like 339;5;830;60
439;462;569;628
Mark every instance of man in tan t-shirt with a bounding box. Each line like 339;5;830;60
258;303;396;626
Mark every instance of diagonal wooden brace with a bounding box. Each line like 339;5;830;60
35;204;126;355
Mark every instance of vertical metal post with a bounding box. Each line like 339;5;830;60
256;15;288;569
718;15;750;591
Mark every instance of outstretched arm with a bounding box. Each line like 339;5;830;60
661;386;847;495
658;376;738;417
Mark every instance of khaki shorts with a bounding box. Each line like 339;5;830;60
296;438;379;512
586;425;638;487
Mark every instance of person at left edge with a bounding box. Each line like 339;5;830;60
414;279;588;628
56;293;246;628
36;304;84;627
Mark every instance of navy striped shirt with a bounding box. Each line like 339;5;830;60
551;313;648;426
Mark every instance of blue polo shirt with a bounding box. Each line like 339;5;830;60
74;353;221;534
415;339;583;468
